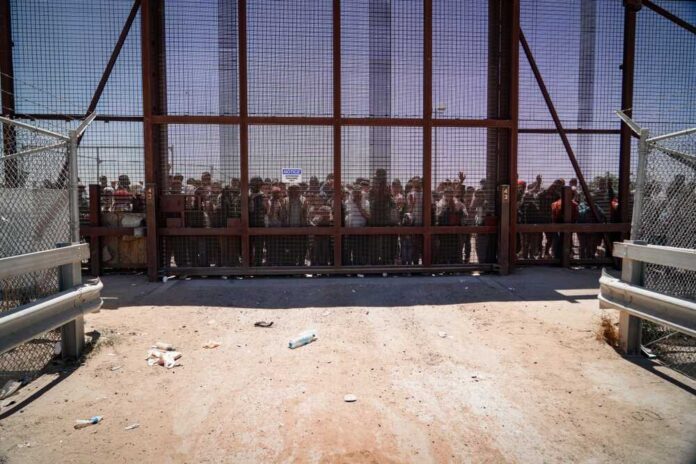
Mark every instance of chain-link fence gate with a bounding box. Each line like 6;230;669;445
0;115;93;385
630;122;696;379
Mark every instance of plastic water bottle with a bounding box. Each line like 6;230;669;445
289;329;317;349
74;416;103;429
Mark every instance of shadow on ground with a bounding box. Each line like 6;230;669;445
98;267;606;310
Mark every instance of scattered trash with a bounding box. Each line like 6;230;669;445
382;273;388;277
344;394;357;403
162;275;176;283
53;341;62;356
74;416;103;429
17;442;31;448
202;341;221;349
289;329;317;349
185;277;191;281
438;331;447;338
124;423;140;431
110;365;122;371
221;276;228;280
146;349;182;368
321;310;330;316
254;321;274;328
154;342;175;351
0;380;21;400
351;289;356;293
357;274;364;278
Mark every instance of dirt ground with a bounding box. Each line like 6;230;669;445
1;268;695;463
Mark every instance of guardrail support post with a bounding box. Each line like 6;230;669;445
57;243;85;359
618;245;643;355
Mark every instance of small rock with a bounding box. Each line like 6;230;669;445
344;394;357;403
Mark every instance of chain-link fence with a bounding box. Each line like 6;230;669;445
632;127;696;379
0;118;71;384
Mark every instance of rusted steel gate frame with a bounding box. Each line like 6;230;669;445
138;0;518;280
9;0;694;277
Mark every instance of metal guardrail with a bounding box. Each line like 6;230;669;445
599;241;696;354
0;243;102;358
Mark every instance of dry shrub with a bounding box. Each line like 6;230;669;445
596;314;619;347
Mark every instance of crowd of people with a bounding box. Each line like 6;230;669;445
516;175;617;260
161;169;496;267
89;169;630;267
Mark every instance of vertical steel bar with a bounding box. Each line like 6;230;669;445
630;129;650;238
508;0;520;270
422;0;433;267
0;0;17;187
619;252;643;354
141;0;165;281
68;131;80;243
238;0;250;268
57;242;84;359
619;2;639;231
88;184;102;276
498;185;510;274
333;0;342;267
561;185;573;267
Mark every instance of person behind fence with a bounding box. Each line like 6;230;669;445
99;175;114;212
368;169;397;265
112;174;133;212
435;187;467;264
310;205;333;265
248;176;266;266
281;184;309;266
265;186;284;265
344;184;370;265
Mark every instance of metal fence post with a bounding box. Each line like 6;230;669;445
498;184;510;274
57;242;85;359
630;129;649;237
68;130;80;243
619;240;644;355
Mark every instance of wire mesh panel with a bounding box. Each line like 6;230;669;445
342;126;422;226
1;119;70;383
634;130;696;379
634;2;696;133
248;125;333;267
517;133;619;261
432;0;488;120
341;0;423;118
247;0;333;117
163;0;239;116
431;128;499;264
10;0;142;116
519;0;623;130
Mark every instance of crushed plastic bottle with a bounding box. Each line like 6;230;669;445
288;329;317;349
74;416;103;429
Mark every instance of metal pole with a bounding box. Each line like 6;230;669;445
57;243;85;359
69;130;80;243
630;129;650;238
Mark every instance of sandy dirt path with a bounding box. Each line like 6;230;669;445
1;268;694;463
